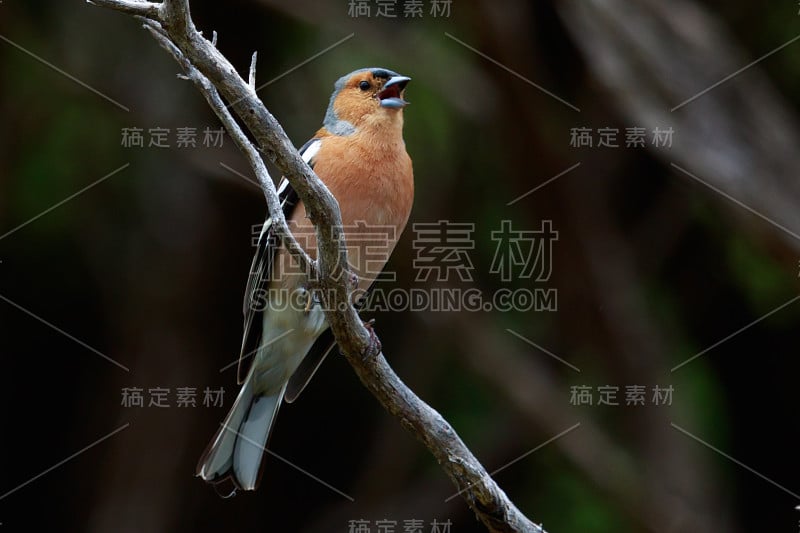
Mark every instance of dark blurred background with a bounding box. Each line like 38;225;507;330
1;1;799;532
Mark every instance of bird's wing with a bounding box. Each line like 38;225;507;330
284;329;335;402
237;138;321;385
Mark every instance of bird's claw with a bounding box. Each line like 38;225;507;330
362;318;381;357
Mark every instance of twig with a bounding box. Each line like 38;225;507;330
248;51;258;90
89;1;546;530
86;0;160;18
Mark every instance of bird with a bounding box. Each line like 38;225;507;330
196;67;414;495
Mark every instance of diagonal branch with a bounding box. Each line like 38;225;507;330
89;1;546;531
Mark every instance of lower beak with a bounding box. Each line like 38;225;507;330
378;76;411;109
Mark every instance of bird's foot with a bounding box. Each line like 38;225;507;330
348;271;360;290
362;318;381;357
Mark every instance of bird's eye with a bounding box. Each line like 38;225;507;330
359;81;371;91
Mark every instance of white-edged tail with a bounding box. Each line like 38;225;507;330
196;369;285;495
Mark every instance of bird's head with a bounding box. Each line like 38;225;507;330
323;68;411;136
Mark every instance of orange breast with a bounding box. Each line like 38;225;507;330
282;132;414;290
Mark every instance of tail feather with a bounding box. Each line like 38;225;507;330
196;371;285;493
233;388;284;490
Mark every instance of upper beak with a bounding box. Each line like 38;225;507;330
378;76;411;108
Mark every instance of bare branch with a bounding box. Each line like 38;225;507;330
92;2;546;531
159;0;192;36
248;51;258;90
86;0;160;18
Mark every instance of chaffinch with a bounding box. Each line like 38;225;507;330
197;68;414;495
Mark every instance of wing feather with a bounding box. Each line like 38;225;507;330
236;138;320;384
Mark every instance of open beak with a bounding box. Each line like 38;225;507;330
378;76;411;109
